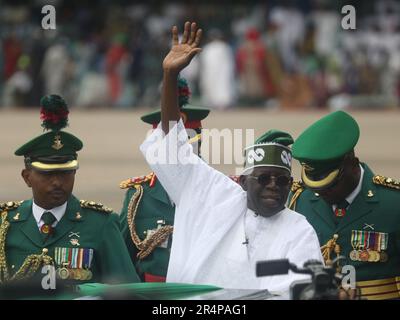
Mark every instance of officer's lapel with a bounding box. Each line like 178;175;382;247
44;195;83;246
337;166;379;230
310;195;336;230
18;200;44;247
147;179;173;206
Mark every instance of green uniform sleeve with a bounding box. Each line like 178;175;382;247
99;212;141;284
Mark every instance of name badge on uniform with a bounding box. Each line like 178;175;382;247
54;247;94;280
349;230;388;263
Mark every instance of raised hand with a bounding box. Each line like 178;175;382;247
162;21;202;75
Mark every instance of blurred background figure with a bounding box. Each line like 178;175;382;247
105;33;131;107
0;0;399;110
40;38;71;99
2;54;32;107
236;27;276;107
199;29;236;110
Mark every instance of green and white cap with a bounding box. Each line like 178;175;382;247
243;130;294;174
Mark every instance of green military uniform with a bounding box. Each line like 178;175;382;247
120;173;174;282
289;111;400;300
0;196;139;285
0;95;139;292
119;77;213;282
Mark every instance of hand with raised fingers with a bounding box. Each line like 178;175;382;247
163;21;202;75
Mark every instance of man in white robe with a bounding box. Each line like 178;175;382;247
140;21;323;294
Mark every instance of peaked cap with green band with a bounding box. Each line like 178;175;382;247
15;95;83;172
141;76;210;129
292;110;360;190
243;129;294;174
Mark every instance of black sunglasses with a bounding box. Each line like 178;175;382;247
249;174;291;187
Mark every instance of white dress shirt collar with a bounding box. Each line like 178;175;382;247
345;164;364;205
332;164;364;210
32;201;67;229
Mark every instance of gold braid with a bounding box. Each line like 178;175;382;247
127;185;174;260
288;181;304;211
320;234;341;272
0;211;11;282
373;175;400;190
0;211;54;284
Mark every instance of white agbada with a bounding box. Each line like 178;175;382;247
140;120;323;293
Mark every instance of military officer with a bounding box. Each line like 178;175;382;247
119;77;214;282
288;110;400;300
0;95;140;292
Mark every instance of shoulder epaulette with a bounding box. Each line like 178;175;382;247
291;180;304;193
373;175;400;190
119;172;156;189
0;201;23;212
229;175;240;184
80;200;114;213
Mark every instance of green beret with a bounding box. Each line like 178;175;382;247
292;110;360;189
243;129;294;174
15;95;83;172
141;76;210;129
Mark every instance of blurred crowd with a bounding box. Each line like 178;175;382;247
1;0;400;110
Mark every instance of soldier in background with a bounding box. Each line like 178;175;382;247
0;95;139;291
289;110;400;300
119;77;212;282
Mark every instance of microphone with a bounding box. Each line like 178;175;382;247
256;259;291;276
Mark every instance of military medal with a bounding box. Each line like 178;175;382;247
367;250;377;262
378;232;389;262
349;250;359;261
55;247;94;281
350;230;361;261
380;251;388;262
359;250;369;261
351;229;390;263
374;251;381;262
69;268;76;280
57;263;70;280
79;269;86;280
85;269;93;280
358;230;370;262
74;269;82;280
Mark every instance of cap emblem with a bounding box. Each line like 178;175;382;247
52;134;64;150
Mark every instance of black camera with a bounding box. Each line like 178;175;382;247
256;257;345;300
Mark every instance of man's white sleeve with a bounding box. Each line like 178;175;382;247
139;119;242;207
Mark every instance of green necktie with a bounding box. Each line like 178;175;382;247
41;211;56;240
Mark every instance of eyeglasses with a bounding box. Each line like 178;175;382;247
248;174;291;187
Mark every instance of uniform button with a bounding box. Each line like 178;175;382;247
11;265;15;269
